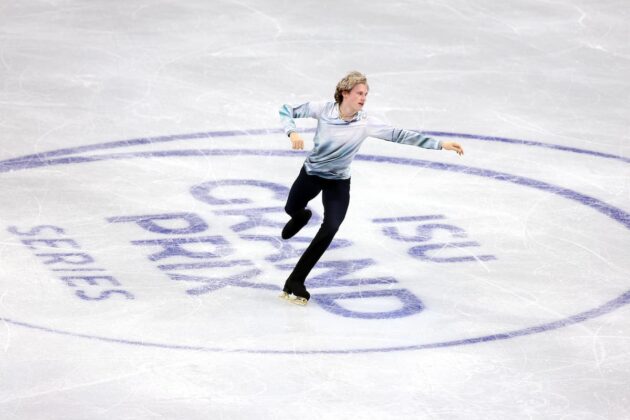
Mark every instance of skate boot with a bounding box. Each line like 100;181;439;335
281;209;312;240
279;279;310;306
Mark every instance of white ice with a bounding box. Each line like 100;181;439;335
1;1;629;419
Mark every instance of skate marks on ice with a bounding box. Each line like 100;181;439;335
0;129;629;354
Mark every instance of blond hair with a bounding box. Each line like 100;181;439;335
334;71;369;104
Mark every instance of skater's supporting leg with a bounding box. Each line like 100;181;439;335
283;178;350;299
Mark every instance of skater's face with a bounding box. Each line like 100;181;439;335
342;83;368;112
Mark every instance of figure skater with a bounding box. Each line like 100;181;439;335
278;71;464;305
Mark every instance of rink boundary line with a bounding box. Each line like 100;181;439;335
1;128;628;168
2;289;629;355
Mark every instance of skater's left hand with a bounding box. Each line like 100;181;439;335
442;141;464;156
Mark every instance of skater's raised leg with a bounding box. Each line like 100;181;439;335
282;166;321;240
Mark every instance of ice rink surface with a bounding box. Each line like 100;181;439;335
1;1;629;419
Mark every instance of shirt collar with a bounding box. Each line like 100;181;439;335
335;103;362;122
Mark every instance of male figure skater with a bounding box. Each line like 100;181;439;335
279;71;464;305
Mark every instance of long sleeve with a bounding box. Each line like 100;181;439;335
367;116;442;150
277;101;438;179
279;102;325;136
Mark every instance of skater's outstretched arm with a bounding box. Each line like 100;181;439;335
367;117;464;156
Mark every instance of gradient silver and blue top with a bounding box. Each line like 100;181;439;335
279;101;442;180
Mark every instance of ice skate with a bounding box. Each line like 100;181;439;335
281;209;312;240
278;291;309;305
289;296;308;306
279;279;310;305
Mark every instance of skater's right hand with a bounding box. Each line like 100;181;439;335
289;132;304;150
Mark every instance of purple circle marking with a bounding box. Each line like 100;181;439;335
2;128;629;169
0;131;628;354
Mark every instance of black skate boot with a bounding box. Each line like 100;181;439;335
279;279;310;306
281;209;312;240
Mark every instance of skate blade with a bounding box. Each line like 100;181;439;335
278;292;308;306
289;296;308;306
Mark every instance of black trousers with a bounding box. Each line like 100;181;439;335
284;165;351;287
